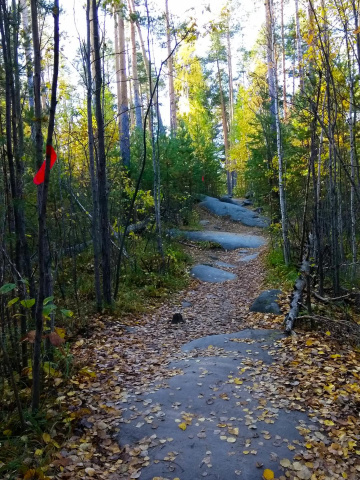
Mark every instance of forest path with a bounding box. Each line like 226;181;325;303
56;203;359;480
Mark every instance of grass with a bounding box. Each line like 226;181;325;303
264;247;299;291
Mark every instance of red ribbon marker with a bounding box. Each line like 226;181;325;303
202;175;205;182
33;145;57;185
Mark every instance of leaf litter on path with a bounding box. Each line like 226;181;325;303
53;209;360;480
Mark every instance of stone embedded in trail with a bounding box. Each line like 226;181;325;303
214;261;237;269
250;289;282;315
181;300;192;308
117;329;309;480
180;230;266;250
191;264;237;283
239;252;259;262
200;196;269;228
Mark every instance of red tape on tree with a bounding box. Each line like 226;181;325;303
33;145;57;185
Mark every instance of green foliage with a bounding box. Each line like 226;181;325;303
265;247;298;290
114;238;191;314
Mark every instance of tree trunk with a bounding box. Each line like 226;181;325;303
352;1;360;76
130;0;164;131
348;37;357;279
269;0;291;265
31;0;59;412
216;59;231;196
295;0;304;90
265;0;276;129
86;0;102;311
284;256;310;333
20;0;34;113
92;0;112;305
165;0;176;135
145;0;164;259
281;0;287;120
113;10;121;118
118;10;130;168
128;0;142;129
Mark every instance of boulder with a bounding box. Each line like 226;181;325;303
199;196;269;228
250;290;282;315
190;264;237;283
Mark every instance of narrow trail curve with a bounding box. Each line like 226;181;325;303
56;202;360;480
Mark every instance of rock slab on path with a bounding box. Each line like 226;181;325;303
118;329;310;480
239;252;259;262
181;230;266;250
200;196;269;228
190;264;237;283
250;289;282;315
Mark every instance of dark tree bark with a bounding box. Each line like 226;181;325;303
91;0;112;305
32;0;59;412
85;0;102;311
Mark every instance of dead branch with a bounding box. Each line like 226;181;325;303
313;292;351;303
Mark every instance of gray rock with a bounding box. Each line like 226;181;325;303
181;301;192;308
190;264;237;283
179;230;266;250
199;219;210;226
219;195;243;207
241;199;253;206
239;253;259;262
214;261;237;269
200;196;269;228
124;326;136;333
250;289;282;314
117;329;310;480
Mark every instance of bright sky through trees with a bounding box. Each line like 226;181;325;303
63;0;263;126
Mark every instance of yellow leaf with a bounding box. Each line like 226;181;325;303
35;449;43;456
280;458;291;467
234;378;243;385
55;327;66;338
324;384;334;394
305;443;312;449
342;473;348;479
42;433;51;443
79;367;96;378
243;450;249;454
306;339;314;346
331;354;341;359
263;469;275;480
324;420;334;426
227;437;236;443
325;331;331;336
43;362;61;377
3;429;12;436
354;27;360;34
178;423;187;431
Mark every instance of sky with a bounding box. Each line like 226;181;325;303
60;0;270;126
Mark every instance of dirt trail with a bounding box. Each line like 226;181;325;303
55;206;360;480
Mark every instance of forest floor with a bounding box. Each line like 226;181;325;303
51;206;360;480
